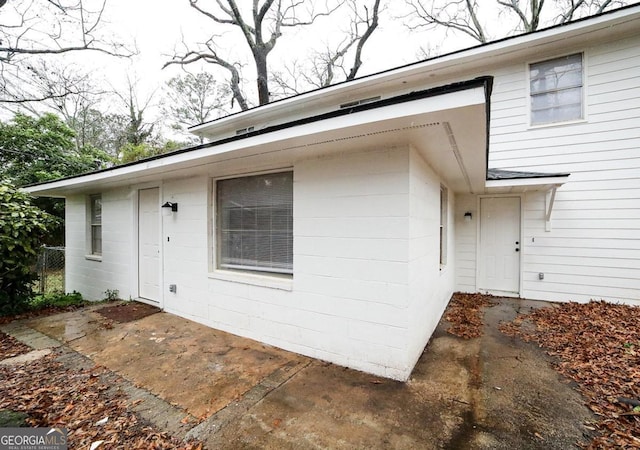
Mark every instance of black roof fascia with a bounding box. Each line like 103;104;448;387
26;76;494;189
189;3;639;131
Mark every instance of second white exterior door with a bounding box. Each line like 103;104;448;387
478;196;521;295
138;188;160;302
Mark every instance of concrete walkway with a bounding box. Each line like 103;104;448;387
0;299;595;449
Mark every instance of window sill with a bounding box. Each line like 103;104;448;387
85;254;102;262
528;118;587;130
208;270;293;291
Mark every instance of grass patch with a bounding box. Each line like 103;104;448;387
0;291;87;320
29;291;85;310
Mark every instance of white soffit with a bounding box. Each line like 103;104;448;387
24;85;489;197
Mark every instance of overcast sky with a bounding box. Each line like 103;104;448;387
4;0;628;132
93;1;474;110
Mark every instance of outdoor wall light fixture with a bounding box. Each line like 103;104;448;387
464;211;472;222
162;201;178;216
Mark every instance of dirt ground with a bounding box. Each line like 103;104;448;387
1;298;597;449
96;302;161;323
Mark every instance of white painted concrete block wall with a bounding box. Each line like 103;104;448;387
156;146;435;380
64;196;87;295
64;145;455;379
479;34;640;303
406;148;456;369
291;147;412;379
65;188;134;300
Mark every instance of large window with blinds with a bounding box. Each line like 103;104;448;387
530;53;583;125
216;171;293;275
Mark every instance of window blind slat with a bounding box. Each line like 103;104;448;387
217;172;293;274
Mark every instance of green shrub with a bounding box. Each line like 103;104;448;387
104;289;119;301
0;183;58;315
29;291;84;310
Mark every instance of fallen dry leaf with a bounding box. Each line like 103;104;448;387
0;331;31;360
0;352;203;449
89;440;104;450
500;300;640;449
444;293;497;339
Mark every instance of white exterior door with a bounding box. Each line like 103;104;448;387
478;197;521;295
138;188;160;302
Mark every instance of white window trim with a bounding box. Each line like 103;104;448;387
85;194;102;261
526;51;588;129
210;168;294;287
439;184;448;270
208;270;293;291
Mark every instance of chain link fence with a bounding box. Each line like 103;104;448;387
35;246;65;295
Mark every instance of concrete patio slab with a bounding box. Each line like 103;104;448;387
1;298;596;449
22;304;309;419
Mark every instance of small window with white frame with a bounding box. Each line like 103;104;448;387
440;185;448;268
89;194;102;256
216;171;293;276
530;53;583;126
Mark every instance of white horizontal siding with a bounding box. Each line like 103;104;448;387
454;194;477;293
480;34;640;305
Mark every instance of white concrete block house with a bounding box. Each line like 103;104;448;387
26;5;640;380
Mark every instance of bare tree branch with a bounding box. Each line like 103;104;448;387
404;0;628;46
112;76;157;147
279;0;344;27
496;0;546;32
404;0;488;43
558;0;587;22
0;0;134;105
164;37;249;111
270;0;382;97
166;0;344;107
1;0;133;62
346;0;381;80
557;0;621;23
162;70;231;143
594;0;616;13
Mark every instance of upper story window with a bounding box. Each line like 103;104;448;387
90;194;102;256
216;171;293;275
530;53;583;126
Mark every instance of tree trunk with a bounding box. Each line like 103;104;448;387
255;51;270;105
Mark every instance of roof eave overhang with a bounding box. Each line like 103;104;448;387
484;175;570;193
24;77;493;197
